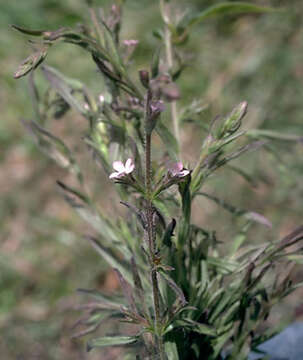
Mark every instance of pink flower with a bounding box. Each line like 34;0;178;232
168;162;190;178
109;158;135;179
123;39;139;47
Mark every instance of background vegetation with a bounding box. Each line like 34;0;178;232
1;0;302;358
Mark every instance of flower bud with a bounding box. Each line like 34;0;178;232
145;100;165;135
14;48;48;79
139;70;150;89
217;101;248;139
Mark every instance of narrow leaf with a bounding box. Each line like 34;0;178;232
77;288;124;309
156;120;178;160
180;2;278;29
175;319;217;336
41;66;87;115
113;268;137;314
159;270;187;306
11;24;46;36
247;129;303;143
130;257;146;310
198;192;272;227
120;201;147;230
87;336;138;351
21;119;82;182
85;236;133;285
162;219;176;247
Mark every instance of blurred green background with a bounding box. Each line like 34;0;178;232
1;0;302;359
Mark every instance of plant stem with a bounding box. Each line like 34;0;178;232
160;0;181;157
144;91;166;360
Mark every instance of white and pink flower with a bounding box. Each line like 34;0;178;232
123;39;139;47
109;158;135;179
168;162;190;178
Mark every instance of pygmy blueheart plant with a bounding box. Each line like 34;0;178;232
13;1;303;359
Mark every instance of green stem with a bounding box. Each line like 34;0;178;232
160;0;181;157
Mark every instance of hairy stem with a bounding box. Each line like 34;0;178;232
144;91;166;360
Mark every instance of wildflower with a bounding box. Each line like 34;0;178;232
123;39;139;47
168;162;190;178
109;158;135;179
99;94;105;104
146;99;165;135
150;99;165;115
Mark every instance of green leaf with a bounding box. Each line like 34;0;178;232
175;319;217;336
21;119;83;182
151;46;161;78
156;120;178;160
165;341;179;360
11;24;46;36
162;219;176;247
197;192;272;228
85;236;133;285
247;129;303;142
180;2;278;30
14;47;48;79
159;270;187;306
41;66;87;115
113;268;137;313
101;21;123;72
56;181;125;248
86;335;138;351
77;288;124;309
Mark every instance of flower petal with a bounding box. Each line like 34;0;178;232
113;161;125;172
169;161;183;176
176;162;183;172
125;158;135;174
179;169;190;177
109;171;121;179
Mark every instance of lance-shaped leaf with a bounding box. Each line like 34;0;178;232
28;72;42;122
21;119;82;182
197;192;272;228
86;236;133;285
71;311;113;339
14;47;48;79
130;258;146;309
56;181;122;246
11;24;47;36
277;225;303;252
175;319;217;337
247;129;303;143
156;120;178;160
87;335;139;352
92;54;140;98
227;164;258;188
151;46;161;78
101;20;123;72
77;288;124;309
209;140;266;173
120;201;147;230
162;219;176;248
179;2;278;30
159;270;187;306
113;268;137;314
41;66;87;115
